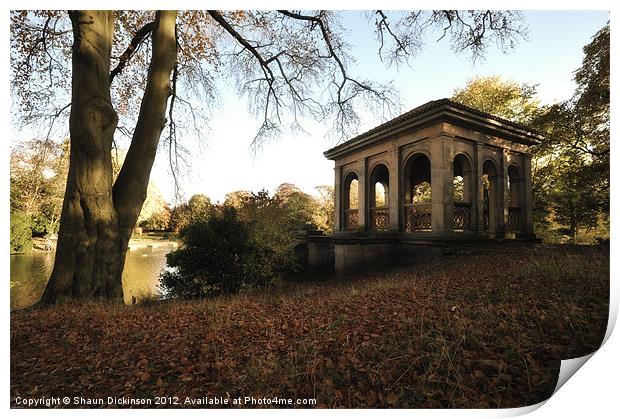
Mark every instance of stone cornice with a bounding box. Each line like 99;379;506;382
324;99;544;160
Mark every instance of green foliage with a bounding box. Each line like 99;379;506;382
529;23;609;243
10;211;33;253
169;194;212;233
10;139;69;238
574;23;609;122
160;207;281;298
275;184;318;228
374;183;386;207
531;153;608;243
452;75;540;124
161;183;334;298
348;180;359;209
314;185;335;233
413;182;432;203
453;177;464;202
236;188;307;274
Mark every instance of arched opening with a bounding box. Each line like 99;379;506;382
403;153;432;231
453;154;473;230
507;164;522;232
369;164;390;231
343;172;359;230
482;160;499;232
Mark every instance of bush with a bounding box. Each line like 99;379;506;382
10;211;32;253
160;207;283;298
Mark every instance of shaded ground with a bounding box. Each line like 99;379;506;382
11;242;609;408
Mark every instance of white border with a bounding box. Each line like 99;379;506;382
2;1;616;418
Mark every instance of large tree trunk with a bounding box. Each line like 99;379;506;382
39;10;177;305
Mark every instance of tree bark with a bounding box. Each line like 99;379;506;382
39;10;178;305
114;10;178;261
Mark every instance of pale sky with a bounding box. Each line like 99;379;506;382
8;9;610;204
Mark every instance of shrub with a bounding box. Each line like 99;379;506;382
10;211;32;253
160;207;283;298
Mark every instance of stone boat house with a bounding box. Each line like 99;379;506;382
309;99;542;273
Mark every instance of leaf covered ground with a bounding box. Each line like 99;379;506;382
11;242;609;408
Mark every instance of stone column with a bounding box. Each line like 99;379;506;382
357;157;367;231
497;149;508;238
388;146;401;231
430;136;453;235
461;158;474;232
509;176;521;208
473;142;484;232
522;154;534;236
334;165;342;232
462;167;474;202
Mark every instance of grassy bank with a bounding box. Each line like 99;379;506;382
11;242;608;408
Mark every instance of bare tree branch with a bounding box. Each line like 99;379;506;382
375;10;410;62
45;102;71;140
109;21;155;83
208;9;282;136
11;9;528;165
277;10;398;141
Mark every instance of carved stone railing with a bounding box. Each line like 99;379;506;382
453;202;472;230
506;207;521;232
370;207;389;231
405;203;432;231
344;209;358;230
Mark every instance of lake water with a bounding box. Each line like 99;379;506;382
10;241;177;310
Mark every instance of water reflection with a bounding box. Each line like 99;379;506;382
10;242;177;310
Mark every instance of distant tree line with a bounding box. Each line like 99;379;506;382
9;143;335;253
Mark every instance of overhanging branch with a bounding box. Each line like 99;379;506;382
109;21;156;84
